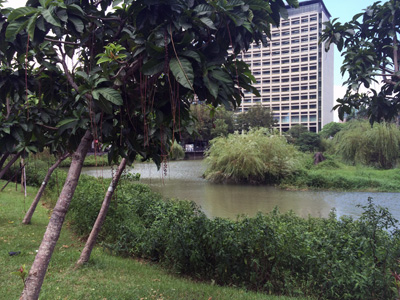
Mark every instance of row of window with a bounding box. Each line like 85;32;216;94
271;26;317;38
243;93;318;101
276;114;318;123
254;75;318;83
241;45;318;59
281;15;318;27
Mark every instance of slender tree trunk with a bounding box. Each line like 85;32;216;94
76;158;127;266
22;152;71;225
20;131;92;300
0;152;10;171
0;151;22;180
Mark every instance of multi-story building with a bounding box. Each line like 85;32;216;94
237;0;334;132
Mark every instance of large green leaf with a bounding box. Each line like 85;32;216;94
27;12;40;40
8;7;37;22
199;17;217;30
5;19;29;41
42;7;61;27
142;58;164;76
169;58;194;90
92;88;123;106
69;16;84;33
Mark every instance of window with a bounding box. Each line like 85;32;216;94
263;79;270;84
291;105;299;110
272;51;280;56
282;96;290;101
292;20;300;25
301;57;308;62
310;26;317;31
263;61;270;66
263;52;270;57
310;46;317;51
292;86;299;91
301;96;308;100
282;21;289;27
253;62;260;66
309;85;317;89
292;48;300;53
310;65;317;70
272;97;280;102
301;85;308;90
253;53;261;57
310;35;317;41
272;87;280;92
282;106;290;110
263;70;271;75
282;49;290;54
301;116;308;122
301;66;308;71
292;77;299;82
301;28;308;33
301;18;308;23
292;29;300;34
282;31;290;36
291;67;299;72
272;32;280;37
272;60;280;65
291;96;299;100
291;116;299;122
282;78;290;83
282;40;290;45
272;41;280;47
292;39;299;44
272;69;280;74
301;47;308;52
282;69;289;73
310;75;317;80
301;37;308;43
301;105;308;109
282;87;290;92
301;76;308;81
292;57;300;63
310;16;317;21
272;78;280;83
310;115;317;122
262;88;270;93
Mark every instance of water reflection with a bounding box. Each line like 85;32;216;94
82;160;400;220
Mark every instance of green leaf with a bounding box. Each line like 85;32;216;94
69;16;84;33
200;17;217;30
142;58;164;76
56;118;78;127
8;7;37;22
27;12;40;40
42;8;61;27
92;88;123;106
204;75;219;98
169;58;194;90
6;19;29;41
182;50;201;63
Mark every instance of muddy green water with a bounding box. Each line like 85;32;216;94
82;160;400;220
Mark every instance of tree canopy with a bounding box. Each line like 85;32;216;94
321;0;400;124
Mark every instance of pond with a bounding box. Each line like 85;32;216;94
82;160;400;220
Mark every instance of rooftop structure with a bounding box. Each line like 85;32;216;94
238;0;334;132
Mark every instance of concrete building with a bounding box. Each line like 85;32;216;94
237;0;334;132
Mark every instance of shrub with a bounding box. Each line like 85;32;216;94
204;129;307;184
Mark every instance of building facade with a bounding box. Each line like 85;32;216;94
237;0;334;132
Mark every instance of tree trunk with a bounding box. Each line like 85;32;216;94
0;151;22;180
0;152;10;171
76;158;127;266
22;152;71;225
20;131;92;300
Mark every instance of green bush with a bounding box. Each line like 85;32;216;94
204;129;307;184
168;141;185;160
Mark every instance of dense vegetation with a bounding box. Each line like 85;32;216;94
9;164;399;300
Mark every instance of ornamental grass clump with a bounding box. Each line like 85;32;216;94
204;129;306;184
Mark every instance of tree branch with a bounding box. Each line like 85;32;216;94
44;38;80;46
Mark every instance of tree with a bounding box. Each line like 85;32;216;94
235;104;276;131
0;0;299;299
321;0;400;124
318;122;344;139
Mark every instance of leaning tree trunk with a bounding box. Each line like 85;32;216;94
0;151;22;180
0;152;10;171
22;152;71;225
20;131;92;300
76;158;127;266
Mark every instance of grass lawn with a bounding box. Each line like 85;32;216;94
0;181;307;300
